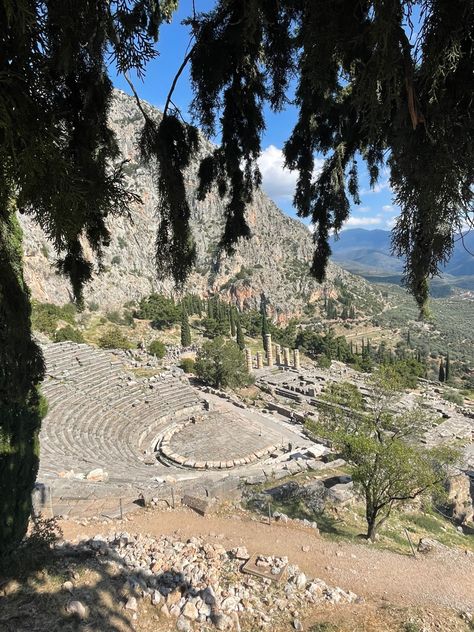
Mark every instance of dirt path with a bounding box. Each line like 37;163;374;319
60;507;474;612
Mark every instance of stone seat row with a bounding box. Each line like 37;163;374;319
38;342;203;487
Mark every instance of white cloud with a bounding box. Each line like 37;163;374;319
382;204;394;213
257;145;323;202
342;216;383;229
360;180;391;195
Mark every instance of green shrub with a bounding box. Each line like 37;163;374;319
317;354;331;369
54;325;84;343
111;255;121;265
442;390;464;406
106;310;123;324
148;339;166;358
180;358;195;373
31;301;76;334
97;327;132;350
87;300;100;312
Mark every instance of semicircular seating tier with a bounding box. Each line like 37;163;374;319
38;342;203;492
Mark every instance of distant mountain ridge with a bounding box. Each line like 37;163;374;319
329;228;474;292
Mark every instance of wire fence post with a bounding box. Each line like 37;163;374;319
268;500;272;525
119;498;123;521
171;486;175;509
404;527;417;558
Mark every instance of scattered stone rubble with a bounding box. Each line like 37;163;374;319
63;532;357;630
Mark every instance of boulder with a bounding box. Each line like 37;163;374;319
86;468;108;482
182;601;199;621
67;600;87;619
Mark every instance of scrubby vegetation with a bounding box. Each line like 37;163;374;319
53;325;84;344
180;357;195;373
31;302;76;335
97;327;132;350
148;339;166;358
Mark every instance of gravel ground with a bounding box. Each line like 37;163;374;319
60;507;474;612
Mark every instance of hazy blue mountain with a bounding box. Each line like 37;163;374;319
329;228;474;292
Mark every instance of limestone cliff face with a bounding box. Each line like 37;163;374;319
20;90;384;318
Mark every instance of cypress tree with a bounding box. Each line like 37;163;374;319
207;298;213;319
260;295;269;348
180;307;191;347
445;352;451;382
1;209;47;556
439;359;445;383
230;307;236;337
236;316;245;351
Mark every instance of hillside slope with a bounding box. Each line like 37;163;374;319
20;90;384;320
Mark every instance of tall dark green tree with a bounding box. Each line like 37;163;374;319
260;294;269;349
445;352;451;382
439;358;445;383
2;0;473;555
236;315;245;351
0;208;48;555
230;307;236;337
180;306;191;347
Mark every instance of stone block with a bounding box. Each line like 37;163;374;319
182;494;213;516
306;444;329;459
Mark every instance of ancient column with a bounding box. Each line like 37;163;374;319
256;351;264;369
293;349;300;371
245;348;253;373
283;347;290;367
275;344;282;365
265;333;273;366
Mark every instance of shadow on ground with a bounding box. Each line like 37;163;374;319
0;531;198;632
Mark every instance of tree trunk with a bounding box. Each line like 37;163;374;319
0;206;45;558
365;501;379;542
366;516;378;542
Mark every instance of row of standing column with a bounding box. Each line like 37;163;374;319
245;334;300;371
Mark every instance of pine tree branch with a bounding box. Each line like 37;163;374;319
163;45;195;117
123;72;150;123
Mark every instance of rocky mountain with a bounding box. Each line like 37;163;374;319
20;90;384;321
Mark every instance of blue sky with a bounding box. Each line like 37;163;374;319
113;1;398;232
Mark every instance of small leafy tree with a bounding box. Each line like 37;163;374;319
136;293;180;329
311;367;459;541
195;337;253;389
97;327;132;350
149;339;166;359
